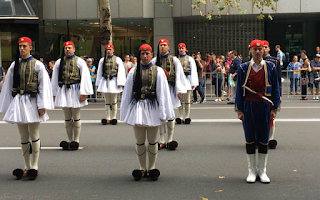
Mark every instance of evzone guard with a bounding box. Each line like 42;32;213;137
120;44;174;181
51;41;93;150
176;43;199;124
151;39;187;150
0;37;54;180
96;44;126;125
235;40;280;184
262;40;281;149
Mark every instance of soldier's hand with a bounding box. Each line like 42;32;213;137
177;93;182;100
53;96;55;101
238;112;244;121
270;110;277;119
39;109;46;117
118;85;123;88
80;95;87;102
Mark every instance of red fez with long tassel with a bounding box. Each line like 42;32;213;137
139;44;152;51
18;37;32;44
249;40;263;48
106;44;114;49
158;39;169;45
178;43;186;48
64;41;75;47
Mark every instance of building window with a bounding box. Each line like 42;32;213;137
0;0;38;16
43;19;153;62
174;15;264;57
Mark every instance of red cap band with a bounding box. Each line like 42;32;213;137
158;39;169;45
139;44;152;51
178;43;186;48
18;37;32;44
250;40;263;48
64;41;75;47
106;44;114;49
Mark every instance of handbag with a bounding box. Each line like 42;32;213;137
228;74;235;87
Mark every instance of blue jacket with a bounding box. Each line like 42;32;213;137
235;60;280;113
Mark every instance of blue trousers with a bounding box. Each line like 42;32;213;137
242;100;270;144
290;78;299;92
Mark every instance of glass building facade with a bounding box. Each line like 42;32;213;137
43;19;153;62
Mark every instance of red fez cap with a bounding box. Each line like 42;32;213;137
64;41;75;47
261;40;269;46
249;40;263;48
106;44;114;49
178;43;186;48
158;39;169;45
139;44;152;51
18;37;32;44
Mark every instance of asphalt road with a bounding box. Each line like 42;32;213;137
0;97;319;200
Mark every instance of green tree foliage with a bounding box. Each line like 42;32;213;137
161;0;279;20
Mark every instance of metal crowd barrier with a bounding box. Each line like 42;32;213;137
87;70;318;102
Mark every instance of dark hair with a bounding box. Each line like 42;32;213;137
231;50;238;56
301;50;307;54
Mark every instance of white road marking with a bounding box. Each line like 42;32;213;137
47;106;320;111
1;118;320;124
0;147;83;150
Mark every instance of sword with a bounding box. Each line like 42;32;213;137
243;85;274;106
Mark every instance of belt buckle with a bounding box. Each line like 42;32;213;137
141;94;145;99
20;90;24;95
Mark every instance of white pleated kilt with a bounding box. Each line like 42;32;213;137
121;99;165;127
97;77;123;93
54;83;88;108
169;85;181;109
3;94;49;124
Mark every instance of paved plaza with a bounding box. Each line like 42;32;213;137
0;97;319;200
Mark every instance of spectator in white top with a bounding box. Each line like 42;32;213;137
123;54;133;76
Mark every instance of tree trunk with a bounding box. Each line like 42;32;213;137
98;0;112;57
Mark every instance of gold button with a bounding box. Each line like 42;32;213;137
141;94;145;99
20;90;24;95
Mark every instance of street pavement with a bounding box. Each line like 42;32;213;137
0;96;320;200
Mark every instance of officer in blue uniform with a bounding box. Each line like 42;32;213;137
235;39;280;184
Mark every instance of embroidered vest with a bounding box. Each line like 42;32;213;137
159;55;175;86
18;58;38;92
62;56;81;84
103;56;118;79
133;65;157;100
178;55;191;75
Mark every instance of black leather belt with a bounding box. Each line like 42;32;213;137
133;92;156;100
59;81;80;88
12;89;37;98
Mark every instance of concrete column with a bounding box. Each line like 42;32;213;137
153;0;175;55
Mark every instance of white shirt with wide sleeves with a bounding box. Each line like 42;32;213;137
120;66;175;127
96;56;126;94
51;57;93;108
0;60;54;124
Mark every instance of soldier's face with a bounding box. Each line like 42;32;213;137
140;51;153;64
19;42;32;58
64;45;75;57
178;47;186;55
263;45;270;56
107;48;114;56
159;43;169;54
250;47;263;60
